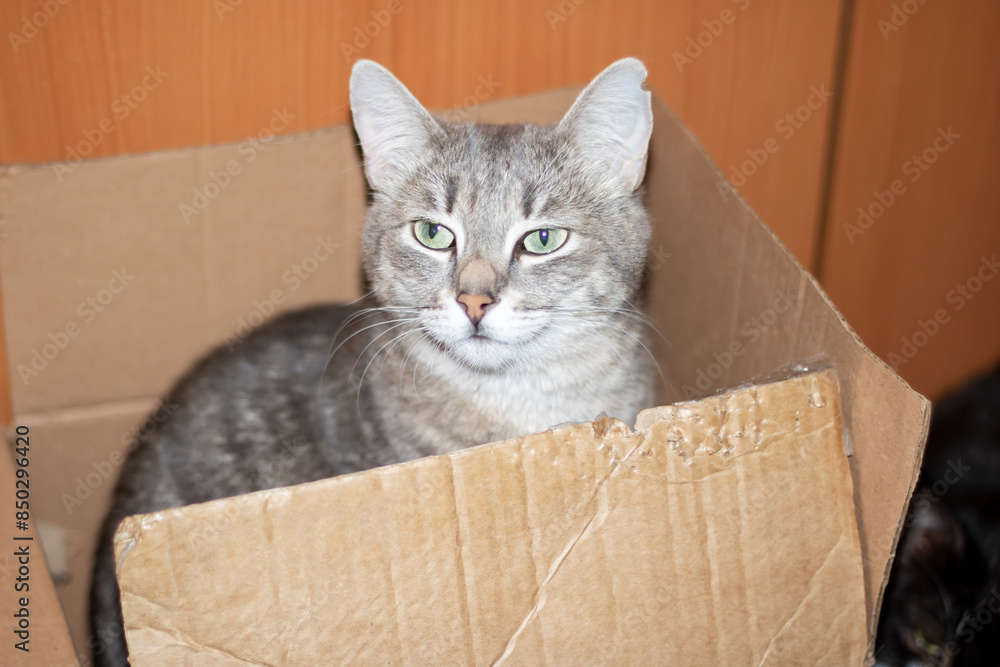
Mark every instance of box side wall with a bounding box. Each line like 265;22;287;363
0;124;367;415
643;97;930;637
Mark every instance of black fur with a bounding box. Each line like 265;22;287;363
876;363;1000;666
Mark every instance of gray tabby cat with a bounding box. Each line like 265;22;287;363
89;58;656;666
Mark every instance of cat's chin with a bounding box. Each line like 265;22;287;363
447;336;521;373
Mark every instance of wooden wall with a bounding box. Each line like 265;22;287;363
1;0;998;411
821;0;1000;398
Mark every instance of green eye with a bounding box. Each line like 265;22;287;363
911;628;942;657
413;220;455;250
521;228;569;255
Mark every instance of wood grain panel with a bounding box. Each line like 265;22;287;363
0;0;842;266
820;0;1000;399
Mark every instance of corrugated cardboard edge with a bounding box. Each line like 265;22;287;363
115;369;867;665
645;95;931;662
870;391;930;661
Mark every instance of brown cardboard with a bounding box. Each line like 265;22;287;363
0;126;367;415
640;97;931;641
116;370;867;665
0;84;930;663
0;441;78;665
18;402;155;657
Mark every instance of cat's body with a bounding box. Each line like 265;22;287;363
90;59;657;665
876;363;1000;666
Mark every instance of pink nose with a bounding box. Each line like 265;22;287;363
457;293;494;325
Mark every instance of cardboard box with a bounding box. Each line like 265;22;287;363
0;85;929;664
117;368;867;664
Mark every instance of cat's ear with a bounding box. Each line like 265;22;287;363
350;60;441;192
558;58;653;193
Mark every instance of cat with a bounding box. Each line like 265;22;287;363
88;58;658;666
876;362;1000;666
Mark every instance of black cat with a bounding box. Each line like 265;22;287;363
876;362;1000;666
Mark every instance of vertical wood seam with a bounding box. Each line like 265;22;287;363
814;0;857;282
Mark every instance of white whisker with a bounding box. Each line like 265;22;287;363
319;314;420;397
398;329;429;395
356;323;420;414
570;318;669;399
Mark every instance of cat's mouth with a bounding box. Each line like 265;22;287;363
420;302;548;372
462;331;503;347
444;330;523;373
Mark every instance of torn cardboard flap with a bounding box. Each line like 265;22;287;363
116;369;866;665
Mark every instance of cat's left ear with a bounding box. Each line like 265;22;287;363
350;60;442;192
558;58;653;193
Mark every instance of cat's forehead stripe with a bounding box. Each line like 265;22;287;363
436;124;551;225
522;184;536;219
481;122;526;149
444;176;458;215
537;197;556;218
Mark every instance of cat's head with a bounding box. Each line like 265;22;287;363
876;499;1000;666
349;59;652;373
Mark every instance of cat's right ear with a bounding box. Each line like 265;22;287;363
558;58;653;194
350;60;441;192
